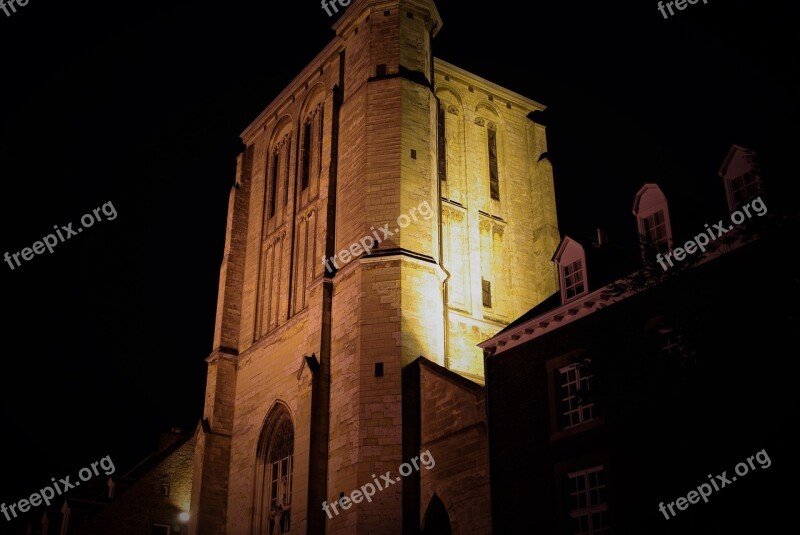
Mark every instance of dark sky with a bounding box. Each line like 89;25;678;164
0;0;797;531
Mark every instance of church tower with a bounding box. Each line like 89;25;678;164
189;0;559;533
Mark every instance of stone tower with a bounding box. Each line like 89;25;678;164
189;0;559;533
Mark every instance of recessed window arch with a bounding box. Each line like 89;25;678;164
487;123;500;201
434;86;465;203
264;118;293;228
253;403;294;535
297;85;326;208
475;101;503;205
437;100;447;182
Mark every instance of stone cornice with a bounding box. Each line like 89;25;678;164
434;58;546;113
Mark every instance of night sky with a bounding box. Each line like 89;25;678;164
0;0;797;532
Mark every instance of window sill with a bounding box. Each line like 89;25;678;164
550;416;604;442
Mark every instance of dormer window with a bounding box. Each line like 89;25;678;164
729;170;761;207
719;145;763;211
642;210;668;252
632;184;672;256
553;237;588;304
563;260;585;300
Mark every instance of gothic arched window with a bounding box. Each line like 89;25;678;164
253;406;294;535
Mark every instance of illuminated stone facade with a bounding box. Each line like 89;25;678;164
435;60;559;378
189;1;559;533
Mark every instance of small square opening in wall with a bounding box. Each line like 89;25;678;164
410;149;417;159
488;94;494;102
468;85;474;93
159;484;170;497
375;363;384;377
482;278;492;308
384;10;391;15
407;12;414;18
507;101;512;109
376;64;387;76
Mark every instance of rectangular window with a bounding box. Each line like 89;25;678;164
488;128;499;200
643;210;668;252
301;121;312;191
731;170;761;207
556;363;594;430
270;454;293;534
482;278;492;308
437;104;447;182
269;151;279;218
566;466;609;535
152;525;171;535
563;260;585;300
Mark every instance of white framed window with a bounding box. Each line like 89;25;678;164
729;170;762;208
642;209;668;253
659;328;685;358
556;363;595;430
269;452;293;533
659;327;696;368
633;183;672;256
563;260;585;301
567;466;609;535
553;237;588;304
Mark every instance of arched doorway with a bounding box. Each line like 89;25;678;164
422;494;452;535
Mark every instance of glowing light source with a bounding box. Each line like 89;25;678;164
179;512;190;523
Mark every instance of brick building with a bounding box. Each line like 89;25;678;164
481;150;800;533
190;1;560;534
24;429;195;535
